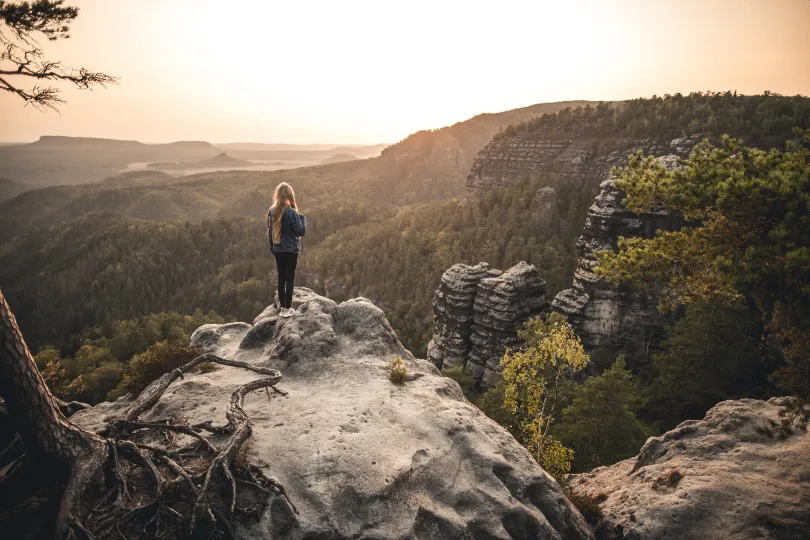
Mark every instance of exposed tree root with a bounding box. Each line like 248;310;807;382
112;354;282;425
54;397;91;417
193;376;281;523
1;352;294;539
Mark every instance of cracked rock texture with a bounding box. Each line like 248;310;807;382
72;288;591;540
569;398;810;540
428;262;549;387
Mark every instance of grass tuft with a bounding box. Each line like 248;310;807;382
388;357;408;385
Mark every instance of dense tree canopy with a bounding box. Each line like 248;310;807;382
556;356;652;471
643;301;778;430
499;92;810;149
34;310;224;403
597;131;810;400
0;171;584;359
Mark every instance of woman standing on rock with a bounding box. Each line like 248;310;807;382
268;182;307;318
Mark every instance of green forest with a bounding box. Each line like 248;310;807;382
499;91;810;147
0;170;583;359
2;93;809;475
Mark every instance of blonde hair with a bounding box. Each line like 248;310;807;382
270;182;297;244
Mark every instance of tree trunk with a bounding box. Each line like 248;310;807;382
0;288;101;462
0;288;106;537
0;288;290;538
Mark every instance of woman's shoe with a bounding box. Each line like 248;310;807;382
280;308;291;318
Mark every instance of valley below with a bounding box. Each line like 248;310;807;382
2;93;810;539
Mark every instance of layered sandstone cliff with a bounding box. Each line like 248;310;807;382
466;134;698;197
427;261;549;386
550;162;683;363
466;132;695;363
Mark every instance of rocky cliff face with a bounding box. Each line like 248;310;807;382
532;186;559;234
73;288;590;540
569;397;810;540
467;132;696;363
550;160;683;363
427;261;549;386
466;134;698;198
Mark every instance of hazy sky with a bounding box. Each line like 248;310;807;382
1;0;809;144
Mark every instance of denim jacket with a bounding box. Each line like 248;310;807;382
267;205;307;253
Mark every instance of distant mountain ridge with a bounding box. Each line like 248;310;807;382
0;136;221;187
0;137;388;188
35;135;213;148
146;152;251;170
0;100;592;236
217;142;388;155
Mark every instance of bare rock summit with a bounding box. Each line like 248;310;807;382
73;288;591;540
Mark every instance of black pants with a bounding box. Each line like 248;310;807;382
273;251;298;308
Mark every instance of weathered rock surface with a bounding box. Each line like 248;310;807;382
466;132;698;364
550;165;683;363
427;262;492;370
569;398;810;540
428;262;549;386
532;186;559;233
466;135;698;199
72;288;591;540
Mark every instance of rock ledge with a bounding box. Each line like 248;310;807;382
73;288;591;540
569;398;810;540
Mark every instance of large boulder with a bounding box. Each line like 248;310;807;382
72;288;591;540
569;398;810;540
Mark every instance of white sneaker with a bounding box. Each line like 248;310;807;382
280;309;291;318
288;307;295;316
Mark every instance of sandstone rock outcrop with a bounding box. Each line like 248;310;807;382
466;133;699;363
569;398;810;540
428;262;549;386
466;135;699;198
73;288;591;540
427;262;492;370
550;166;683;363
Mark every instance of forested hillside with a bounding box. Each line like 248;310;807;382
0;172;578;355
306;171;591;351
2;93;809;426
0;100;587;243
499;91;810;145
0;177;28;202
0;200;384;349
